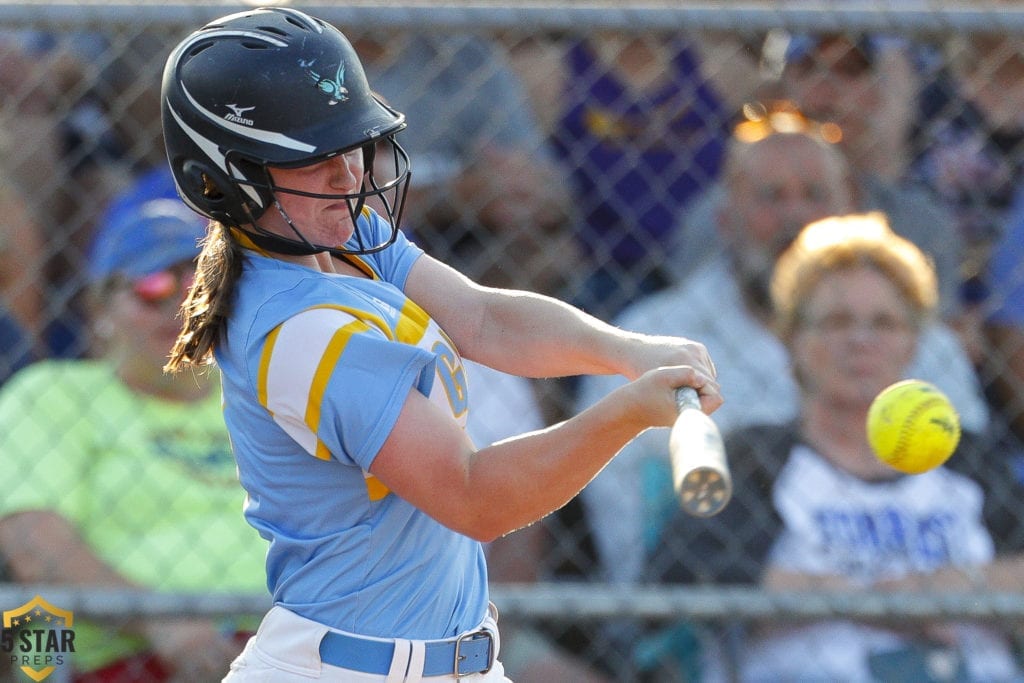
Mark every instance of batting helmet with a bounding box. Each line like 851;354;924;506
161;6;410;254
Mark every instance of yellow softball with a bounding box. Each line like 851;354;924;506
866;379;961;474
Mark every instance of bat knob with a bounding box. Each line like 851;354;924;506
678;466;730;517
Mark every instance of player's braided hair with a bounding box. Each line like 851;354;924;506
164;220;242;373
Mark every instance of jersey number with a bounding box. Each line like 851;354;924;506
432;341;469;417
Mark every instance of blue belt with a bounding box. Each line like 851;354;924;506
318;628;494;677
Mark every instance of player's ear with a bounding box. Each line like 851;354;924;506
178;160;237;223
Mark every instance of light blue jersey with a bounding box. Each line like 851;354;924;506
217;212;488;639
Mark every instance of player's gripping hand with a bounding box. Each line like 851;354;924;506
615;333;720;409
611;364;723;428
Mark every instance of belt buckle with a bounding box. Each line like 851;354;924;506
453;629;494;678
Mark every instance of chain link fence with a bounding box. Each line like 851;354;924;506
2;2;1024;681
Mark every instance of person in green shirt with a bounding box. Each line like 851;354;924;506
0;199;267;682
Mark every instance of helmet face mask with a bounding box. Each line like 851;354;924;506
161;6;410;255
260;141;412;255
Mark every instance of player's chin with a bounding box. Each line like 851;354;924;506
325;204;356;223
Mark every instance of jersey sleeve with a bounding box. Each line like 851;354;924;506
258;306;436;470
361;211;424;289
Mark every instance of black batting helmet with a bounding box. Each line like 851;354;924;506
161;6;410;254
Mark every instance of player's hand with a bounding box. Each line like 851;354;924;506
619;333;719;399
616;364;722;427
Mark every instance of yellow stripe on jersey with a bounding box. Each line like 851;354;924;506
311;304;394;341
260;306;403;460
306;319;370;461
257;325;283;412
396;298;430;345
364;473;391;501
261;308;362;458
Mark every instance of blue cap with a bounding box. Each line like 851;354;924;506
88;198;208;282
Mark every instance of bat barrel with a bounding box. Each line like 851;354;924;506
671;387;732;518
679;466;731;517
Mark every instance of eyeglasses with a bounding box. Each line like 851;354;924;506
799;311;914;337
131;270;195;305
732;100;843;145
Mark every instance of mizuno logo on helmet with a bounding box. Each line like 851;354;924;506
224;104;255;126
300;58;348;105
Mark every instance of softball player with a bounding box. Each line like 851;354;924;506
160;7;721;681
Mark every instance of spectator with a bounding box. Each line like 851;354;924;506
650;213;1023;681
1;26;187;361
979;186;1024;448
678;35;963;315
772;34;918;182
907;29;1024;380
0;199;267;682
913;30;1024;274
776;32;993;369
0;308;34;386
0;31;82;357
0;183;46;347
575;127;988;606
0;178;46;380
549;32;730;320
356;30;574;298
569;124;850;680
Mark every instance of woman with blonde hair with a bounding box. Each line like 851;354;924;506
652;213;1023;682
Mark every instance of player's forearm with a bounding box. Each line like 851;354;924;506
374;364;704;542
469;288;639;379
408;252;666;380
459;391;653;541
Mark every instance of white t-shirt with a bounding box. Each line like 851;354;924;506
741;445;1017;682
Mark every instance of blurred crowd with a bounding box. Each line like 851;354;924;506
3;16;1024;682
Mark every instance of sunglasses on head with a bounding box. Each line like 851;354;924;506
131;270;195;305
732;100;843;145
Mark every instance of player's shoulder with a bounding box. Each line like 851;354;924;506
240;256;364;310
